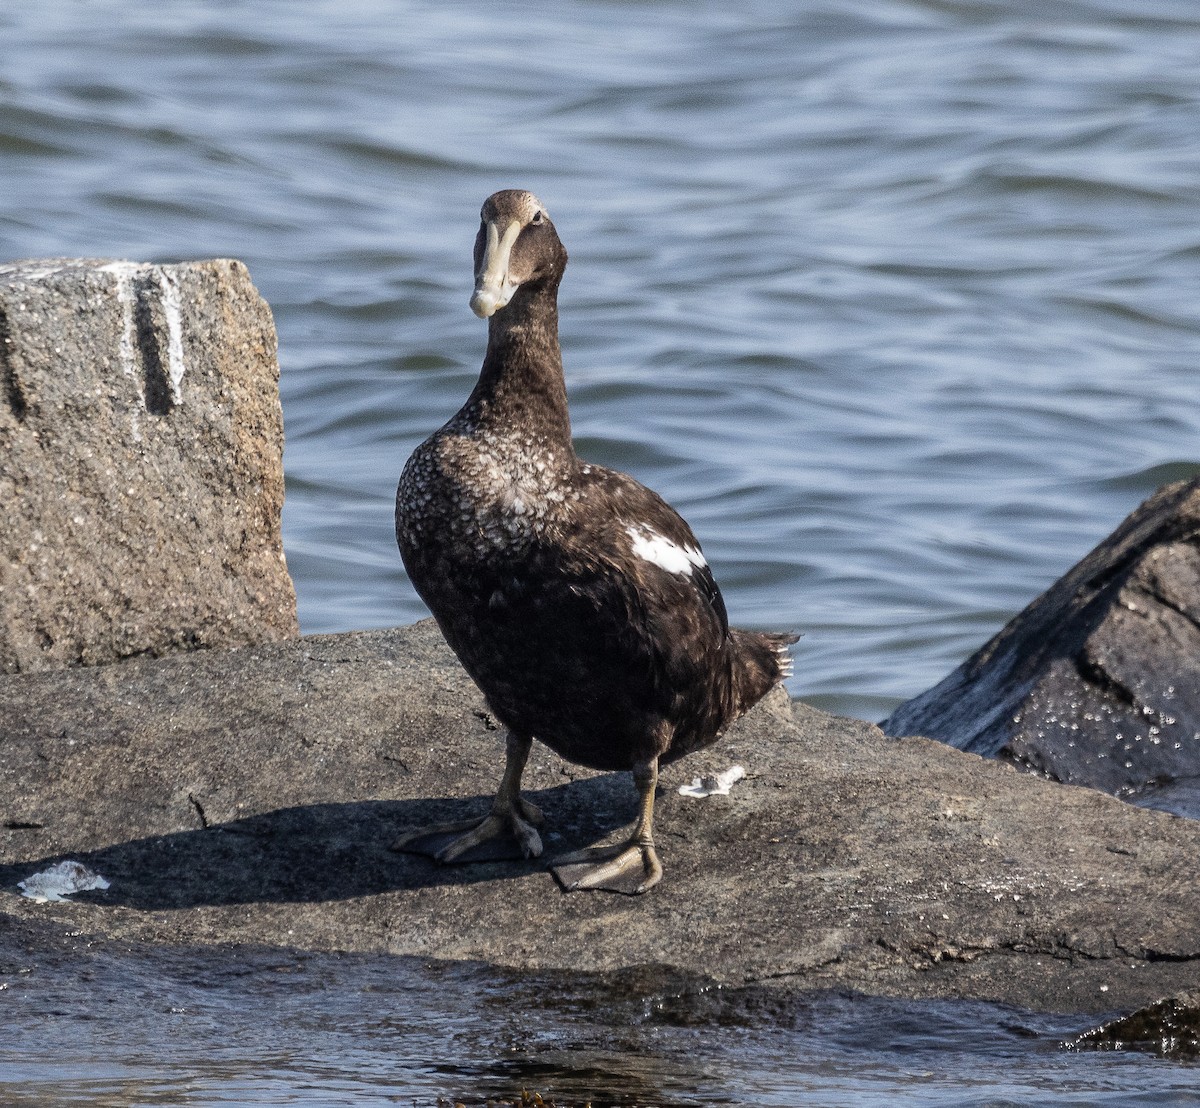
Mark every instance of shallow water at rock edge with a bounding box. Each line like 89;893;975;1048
4;938;1198;1107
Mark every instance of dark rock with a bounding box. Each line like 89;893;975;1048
4;620;1200;1015
0;258;297;673
1070;991;1200;1060
884;479;1200;810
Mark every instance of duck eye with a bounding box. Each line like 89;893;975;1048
531;210;544;225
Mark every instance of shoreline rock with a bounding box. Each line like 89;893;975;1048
0;258;297;673
3;620;1200;1017
884;478;1200;814
1071;990;1200;1059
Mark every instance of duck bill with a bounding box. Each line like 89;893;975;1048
469;219;522;318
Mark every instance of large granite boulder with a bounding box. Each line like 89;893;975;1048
0;258;297;672
885;479;1200;810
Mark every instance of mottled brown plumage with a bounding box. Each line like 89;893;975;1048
394;189;796;893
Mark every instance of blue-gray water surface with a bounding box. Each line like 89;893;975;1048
2;0;1200;1102
3;940;1199;1108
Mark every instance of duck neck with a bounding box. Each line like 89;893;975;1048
465;280;572;449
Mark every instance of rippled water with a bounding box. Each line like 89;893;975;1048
4;939;1198;1108
3;0;1200;1101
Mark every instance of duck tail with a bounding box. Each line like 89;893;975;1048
730;629;800;714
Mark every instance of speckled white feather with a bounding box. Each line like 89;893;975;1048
626;525;707;576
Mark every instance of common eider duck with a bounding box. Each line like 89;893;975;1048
394;189;797;894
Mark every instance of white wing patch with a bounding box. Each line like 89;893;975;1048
626;525;707;577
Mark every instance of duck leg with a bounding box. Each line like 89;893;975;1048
551;757;663;895
392;731;544;863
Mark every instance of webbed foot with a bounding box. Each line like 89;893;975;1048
551;755;663;895
392;796;544;863
550;839;662;895
391;730;543;865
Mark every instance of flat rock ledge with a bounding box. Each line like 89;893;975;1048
3;620;1199;1018
0;258;297;673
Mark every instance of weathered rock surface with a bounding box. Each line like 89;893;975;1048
3;620;1200;1016
885;479;1200;810
0;258;297;673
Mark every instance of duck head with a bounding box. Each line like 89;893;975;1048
470;190;568;318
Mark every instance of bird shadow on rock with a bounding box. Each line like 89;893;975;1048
1;776;636;911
